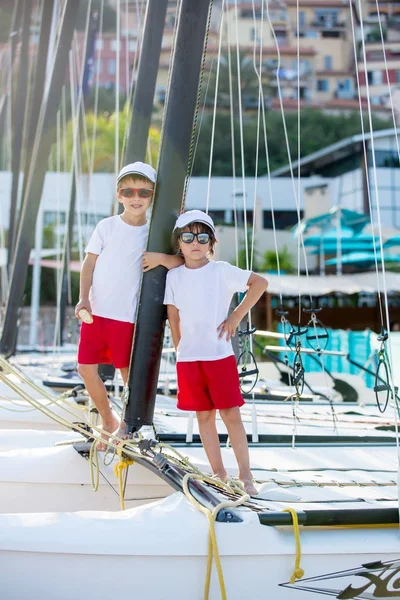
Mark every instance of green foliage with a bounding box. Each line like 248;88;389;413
260;245;295;274
52;109;161;172
366;27;387;43
192;109;389;175
85;87;127;114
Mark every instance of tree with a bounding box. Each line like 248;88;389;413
260;245;295;274
233;229;261;271
54;108;161;173
192;109;390;176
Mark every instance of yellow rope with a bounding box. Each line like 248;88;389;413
113;447;134;511
89;440;100;492
282;507;305;584
182;472;249;600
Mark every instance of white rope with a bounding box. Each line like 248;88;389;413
125;0;129;103
205;0;225;214
115;0;121;182
250;0;264;272
354;0;400;520
233;0;249;270
264;0;312;308
225;3;239;267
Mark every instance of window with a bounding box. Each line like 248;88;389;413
250;27;256;41
317;79;329;92
44;211;66;225
128;40;138;52
108;59;116;75
263;210;304;230
298;11;305;27
95;59;102;74
324;55;333;71
110;40;121;52
314;9;340;27
95;39;104;51
396;70;400;83
368;149;400;168
207;210;226;225
322;30;341;38
367;70;383;85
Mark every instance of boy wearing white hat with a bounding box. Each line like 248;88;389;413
75;162;182;445
164;210;268;495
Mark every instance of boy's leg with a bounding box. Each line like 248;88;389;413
219;407;257;495
196;410;227;482
119;367;129;385
78;363;119;443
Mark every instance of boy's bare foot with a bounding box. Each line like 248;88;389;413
212;470;228;483
241;478;258;497
97;414;120;451
113;420;129;443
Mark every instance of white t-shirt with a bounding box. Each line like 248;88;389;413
164;261;251;362
85;215;148;323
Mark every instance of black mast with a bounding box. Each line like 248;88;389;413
124;0;212;432
59;0;168;344
124;0;168;164
0;0;80;357
58;7;99;345
7;0;33;272
21;0;53;198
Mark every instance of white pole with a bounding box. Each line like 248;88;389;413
46;0;59;79
337;207;342;276
29;205;43;347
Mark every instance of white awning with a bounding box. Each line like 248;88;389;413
264;272;400;296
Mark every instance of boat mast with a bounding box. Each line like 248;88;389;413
58;6;99;345
7;0;33;273
0;0;80;357
124;0;213;433
123;0;168;165
58;0;168;345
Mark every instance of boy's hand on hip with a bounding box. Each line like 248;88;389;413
75;298;92;319
217;313;241;341
142;251;161;272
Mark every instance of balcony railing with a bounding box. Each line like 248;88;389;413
309;20;346;29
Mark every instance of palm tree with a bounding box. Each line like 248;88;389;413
260;245;295;274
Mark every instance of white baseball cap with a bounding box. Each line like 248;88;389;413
117;162;157;184
173;210;216;233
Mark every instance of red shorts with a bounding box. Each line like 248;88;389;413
176;355;244;411
77;316;134;369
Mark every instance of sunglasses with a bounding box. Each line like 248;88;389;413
119;187;154;199
180;232;210;245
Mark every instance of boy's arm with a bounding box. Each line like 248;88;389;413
75;252;98;317
167;304;181;350
143;251;184;272
217;273;268;341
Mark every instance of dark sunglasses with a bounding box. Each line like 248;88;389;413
180;232;210;245
119;187;154;199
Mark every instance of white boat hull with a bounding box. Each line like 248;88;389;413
0;444;172;513
0;493;399;600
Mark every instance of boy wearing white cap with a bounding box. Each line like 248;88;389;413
75;162;183;445
164;210;268;495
